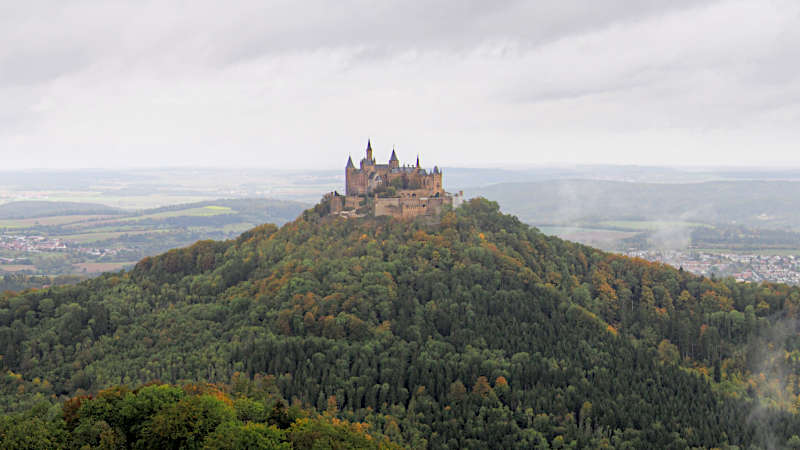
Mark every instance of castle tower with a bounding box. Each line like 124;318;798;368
365;140;374;165
389;148;399;169
345;156;355;195
433;166;443;194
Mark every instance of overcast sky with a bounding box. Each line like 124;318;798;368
2;0;799;170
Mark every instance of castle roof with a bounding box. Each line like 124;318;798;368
390;149;398;161
366;139;372;151
346;156;355;168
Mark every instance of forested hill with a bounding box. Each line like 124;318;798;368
2;198;800;448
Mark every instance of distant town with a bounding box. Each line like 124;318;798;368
0;235;67;252
0;235;127;258
624;250;800;285
0;234;134;274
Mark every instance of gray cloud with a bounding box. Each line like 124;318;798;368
0;0;799;169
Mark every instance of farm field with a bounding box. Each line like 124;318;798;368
73;262;135;273
120;205;234;221
0;265;36;272
58;229;169;243
537;226;638;250
596;220;711;231
0;215;116;229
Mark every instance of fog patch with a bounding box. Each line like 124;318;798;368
746;317;800;449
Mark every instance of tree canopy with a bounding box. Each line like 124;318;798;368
2;198;800;448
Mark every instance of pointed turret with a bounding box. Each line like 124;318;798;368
365;139;373;162
416;155;420;168
389;148;399;169
346;155;355;169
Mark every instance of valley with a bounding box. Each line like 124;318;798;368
0;199;306;279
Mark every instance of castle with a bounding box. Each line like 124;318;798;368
326;140;462;219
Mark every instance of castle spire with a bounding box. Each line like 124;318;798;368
388;147;400;169
346;155;354;169
416;154;420;168
365;139;373;162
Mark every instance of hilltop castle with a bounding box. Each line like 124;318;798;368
327;140;462;219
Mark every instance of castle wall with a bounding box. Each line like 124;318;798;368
344;195;360;209
374;197;401;217
398;188;441;198
374;196;450;219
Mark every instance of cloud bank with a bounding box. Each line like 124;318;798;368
1;0;799;169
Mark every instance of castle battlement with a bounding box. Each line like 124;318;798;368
328;140;462;219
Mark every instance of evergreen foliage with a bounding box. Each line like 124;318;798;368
2;198;800;448
0;379;396;449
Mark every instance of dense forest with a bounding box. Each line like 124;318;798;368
2;198;800;448
0;274;87;293
0;378;399;449
691;225;800;251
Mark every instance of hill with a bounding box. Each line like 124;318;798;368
2;199;800;448
0;201;123;219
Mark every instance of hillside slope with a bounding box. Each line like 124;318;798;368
2;199;800;448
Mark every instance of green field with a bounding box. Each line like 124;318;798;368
188;223;256;234
0;214;116;229
73;262;136;273
690;247;800;256
537;226;599;235
0;264;36;272
59;229;170;243
121;205;235;222
596;220;711;231
20;194;220;210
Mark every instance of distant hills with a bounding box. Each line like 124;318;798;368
0;198;307;223
0;201;122;219
2;198;799;448
466;179;800;229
